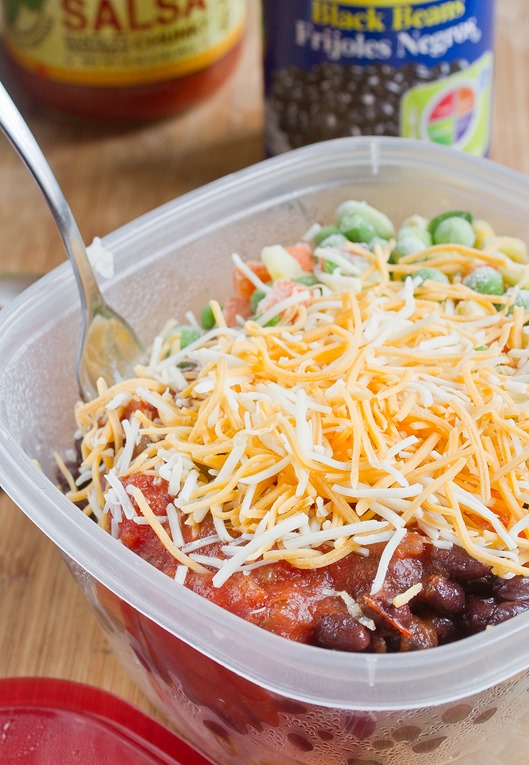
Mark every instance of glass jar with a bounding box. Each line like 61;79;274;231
2;0;246;120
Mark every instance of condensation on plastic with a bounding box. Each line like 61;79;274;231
2;138;529;765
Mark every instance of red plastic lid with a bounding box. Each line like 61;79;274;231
0;677;215;765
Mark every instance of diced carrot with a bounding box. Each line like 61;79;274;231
232;261;271;300
286;242;315;272
256;279;298;314
256;279;313;316
223;296;252;327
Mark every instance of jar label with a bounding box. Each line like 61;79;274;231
3;0;246;86
263;0;495;156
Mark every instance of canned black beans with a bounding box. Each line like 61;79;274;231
262;1;495;156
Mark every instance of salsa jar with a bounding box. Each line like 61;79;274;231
1;0;246;120
262;0;495;156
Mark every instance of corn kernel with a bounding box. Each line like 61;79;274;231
485;236;528;264
456;300;489;317
472;219;495;249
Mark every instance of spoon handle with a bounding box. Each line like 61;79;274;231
0;83;144;400
0;83;101;318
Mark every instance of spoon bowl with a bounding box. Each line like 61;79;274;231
0;84;145;400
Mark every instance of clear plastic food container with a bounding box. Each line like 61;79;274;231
2;137;529;765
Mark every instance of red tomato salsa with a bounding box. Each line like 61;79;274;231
116;474;529;652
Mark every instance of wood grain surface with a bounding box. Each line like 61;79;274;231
1;1;528;761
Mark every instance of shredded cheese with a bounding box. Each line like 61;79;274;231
66;237;529;591
392;583;423;608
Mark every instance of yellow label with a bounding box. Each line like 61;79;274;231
312;1;466;31
311;0;458;6
3;0;246;86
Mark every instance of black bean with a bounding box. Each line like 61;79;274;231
493;600;529;624
492;575;529;602
358;592;441;651
433;61;452;78
462;596;496;634
386;555;423;593
384;80;401;95
464;596;529;636
428;614;460;645
414;63;435;81
266;59;469;150
384;632;403;653
462;575;494;597
312;612;370;652
422;574;466;614
399;616;438;651
360;92;376;106
428;545;491;581
369;633;388;653
451;58;469;72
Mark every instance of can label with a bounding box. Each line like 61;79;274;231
3;0;246;87
263;0;495;156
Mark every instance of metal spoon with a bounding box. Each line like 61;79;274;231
0;83;145;401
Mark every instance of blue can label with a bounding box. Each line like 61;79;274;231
263;0;495;156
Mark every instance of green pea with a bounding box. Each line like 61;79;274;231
397;226;432;248
318;232;348;249
413;267;449;286
258;315;280;327
294;274;319;286
324;259;339;274
175;326;201;349
463;266;504;295
401;214;429;231
428;210;473;236
250;289;266;314
200;304;216;330
314;225;341;246
389;234;428;264
316;233;347;272
368;236;390;253
507;288;529;311
336;200;395;240
433;217;476;247
338;213;377;244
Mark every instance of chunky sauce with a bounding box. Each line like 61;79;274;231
118;473;529;652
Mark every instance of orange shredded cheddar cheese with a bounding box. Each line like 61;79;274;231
65;234;529;591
